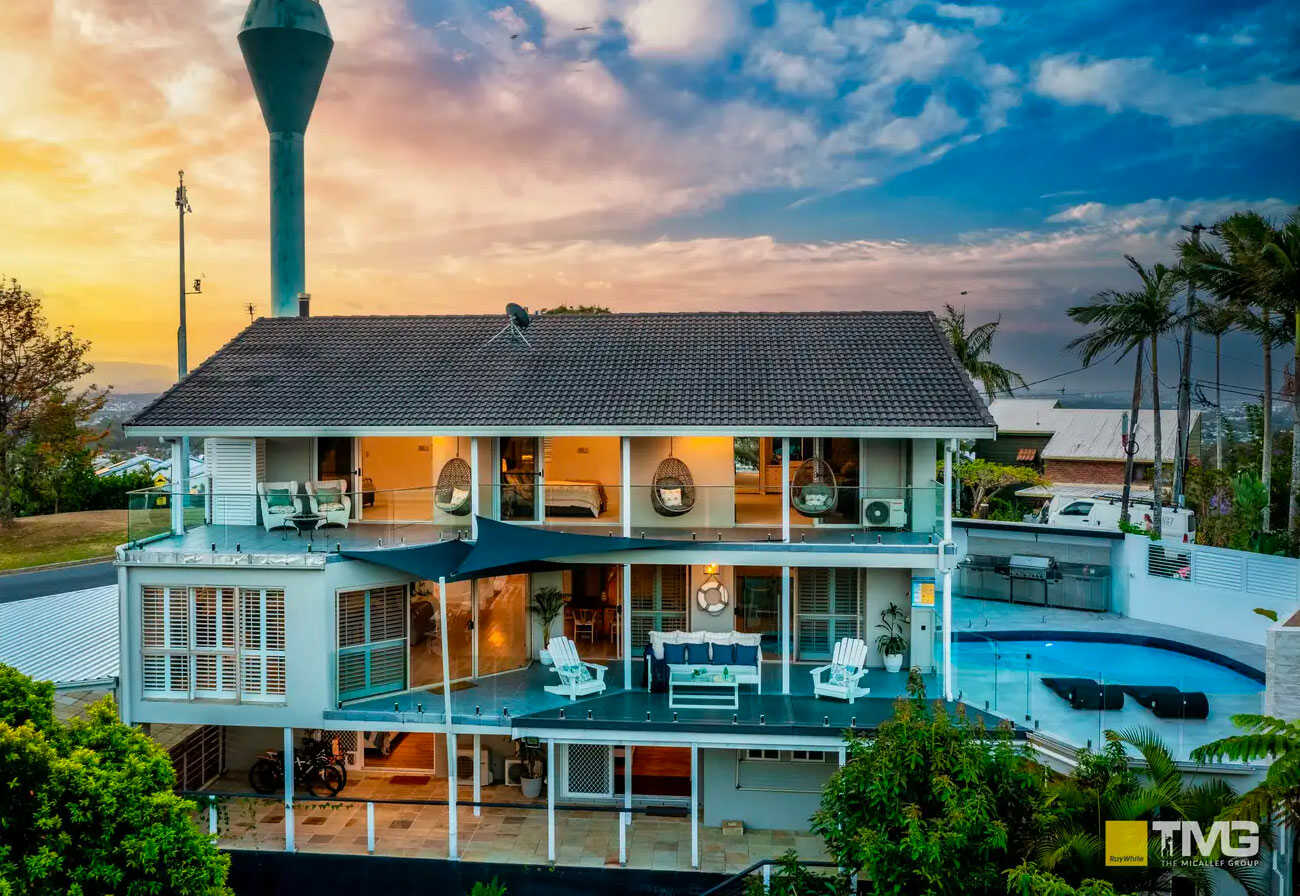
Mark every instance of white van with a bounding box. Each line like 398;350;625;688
1036;493;1196;540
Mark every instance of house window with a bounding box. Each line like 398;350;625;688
744;748;780;761
790;749;827;762
142;586;285;702
630;566;687;647
337;585;408;702
1016;448;1037;462
796;569;860;661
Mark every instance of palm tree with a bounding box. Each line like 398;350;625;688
1068;257;1183;534
1258;211;1300;531
1182;212;1279;530
1191;713;1300;829
938;304;1027;400
1193;301;1237;470
1036;728;1265;895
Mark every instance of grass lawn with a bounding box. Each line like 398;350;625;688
0;510;126;571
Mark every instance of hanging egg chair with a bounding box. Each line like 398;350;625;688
651;438;696;517
434;443;473;516
791;455;837;517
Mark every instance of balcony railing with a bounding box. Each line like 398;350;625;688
126;480;944;551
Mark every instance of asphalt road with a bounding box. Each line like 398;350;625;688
0;561;115;604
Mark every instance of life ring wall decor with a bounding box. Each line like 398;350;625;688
695;574;730;615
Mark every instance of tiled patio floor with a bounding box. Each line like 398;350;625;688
203;771;829;874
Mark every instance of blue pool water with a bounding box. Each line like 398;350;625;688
954;638;1263;695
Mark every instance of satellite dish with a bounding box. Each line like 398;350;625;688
506;302;530;329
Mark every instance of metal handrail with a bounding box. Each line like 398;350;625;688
698;857;841;896
180;789;686;815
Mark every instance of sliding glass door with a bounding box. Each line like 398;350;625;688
500;437;539;521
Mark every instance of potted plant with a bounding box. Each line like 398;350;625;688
874;602;910;673
530;586;567;665
515;737;545;799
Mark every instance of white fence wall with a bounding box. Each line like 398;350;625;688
1125;534;1300;645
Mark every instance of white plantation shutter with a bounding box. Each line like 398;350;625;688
141;583;286;702
205;438;258;525
239;588;287;701
630;566;688;647
796;569;860;661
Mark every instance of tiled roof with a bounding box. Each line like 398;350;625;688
127;311;995;432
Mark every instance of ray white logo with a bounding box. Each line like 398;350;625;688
1152;820;1260;866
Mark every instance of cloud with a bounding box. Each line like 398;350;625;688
1033;54;1300;124
622;0;746;60
934;4;1003;27
1044;196;1296;232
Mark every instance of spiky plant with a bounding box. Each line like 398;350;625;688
1191;714;1300;829
939;304;1027;400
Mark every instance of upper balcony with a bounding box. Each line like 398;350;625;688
125;434;950;559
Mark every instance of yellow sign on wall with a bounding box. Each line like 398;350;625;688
1104;821;1148;867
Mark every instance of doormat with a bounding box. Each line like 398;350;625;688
389;774;432;786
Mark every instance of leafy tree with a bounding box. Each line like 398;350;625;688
811;677;1046;895
0;277;106;525
1068;257;1183;536
939;304;1027;399
1191;714;1300;829
742;850;839;895
952;458;1048;519
0;663;230;895
1192;300;1238;470
1004;862;1135;896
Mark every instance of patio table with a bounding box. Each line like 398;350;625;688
668;665;740;710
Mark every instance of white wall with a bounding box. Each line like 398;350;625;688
1120;535;1299;646
264;438;312;484
688;564;738;632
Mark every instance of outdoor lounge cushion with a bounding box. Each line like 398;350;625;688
662;643;687;665
734;644;758;667
1119;685;1210;719
685;642;710;665
1041;677;1124;711
659;487;683;508
1119;685;1181;710
711;643;736;665
266;488;294;509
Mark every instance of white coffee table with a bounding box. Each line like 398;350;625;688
668;665;740;709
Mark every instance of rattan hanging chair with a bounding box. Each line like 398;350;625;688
791;455;837;518
651;438;696;517
434;447;473;517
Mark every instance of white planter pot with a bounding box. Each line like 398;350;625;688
539;648;552;666
521;776;543;799
883;653;904;673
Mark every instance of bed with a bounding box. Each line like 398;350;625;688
543;479;608;517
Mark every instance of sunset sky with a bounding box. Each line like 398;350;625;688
4;0;1298;396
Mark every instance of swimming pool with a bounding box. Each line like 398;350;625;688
948;632;1264;760
953;635;1264;694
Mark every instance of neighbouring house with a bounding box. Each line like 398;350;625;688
115;308;997;871
979;398;1200;499
95;452;205;491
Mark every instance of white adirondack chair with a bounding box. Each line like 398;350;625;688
542;636;607;701
810;637;870;703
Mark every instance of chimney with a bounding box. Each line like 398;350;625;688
298;292;311;318
238;0;333;317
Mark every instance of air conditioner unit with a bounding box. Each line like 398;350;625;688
456;747;494;786
503;759;524;788
863;497;907;528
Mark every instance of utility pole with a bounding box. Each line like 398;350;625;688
1175;223;1205;507
175;171;201;508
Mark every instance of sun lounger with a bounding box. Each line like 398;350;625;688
1041;677;1124;711
1120;684;1208;719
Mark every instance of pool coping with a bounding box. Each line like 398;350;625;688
954;629;1266;684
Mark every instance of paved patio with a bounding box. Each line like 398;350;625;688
202;771;829;874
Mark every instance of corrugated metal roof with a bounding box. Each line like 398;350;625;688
0;585;118;687
989;399;1198;463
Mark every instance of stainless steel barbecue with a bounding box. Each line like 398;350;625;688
1008;554;1053;580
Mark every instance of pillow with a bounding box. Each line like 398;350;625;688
711;643;736;665
662;643;687;665
315;486;342;504
685;642;710;665
659;487;683;508
266;488;293;509
734;644;758;667
561;663;592;683
803;489;832;510
731;632;762;647
449;487;470;506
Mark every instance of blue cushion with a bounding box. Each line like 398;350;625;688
734;644;758;667
685;642;710;665
711;643;736;665
266;488;294;509
662;643;686;665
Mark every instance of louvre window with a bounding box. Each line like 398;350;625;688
796;569;860;662
141;585;286;702
336;585;409;702
630;566;688;647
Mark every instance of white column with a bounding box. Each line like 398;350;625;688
366;802;375;854
943;439;954;702
547;739;557;862
621;436;631;538
623;743;633;865
781;437;791;543
690;744;699;869
438;576;460;857
781;566;791;695
622;563;632;687
169;438;185;535
470;437;480;540
283;727;295;852
447;729;458;859
472;733;481;817
838;745;846;767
